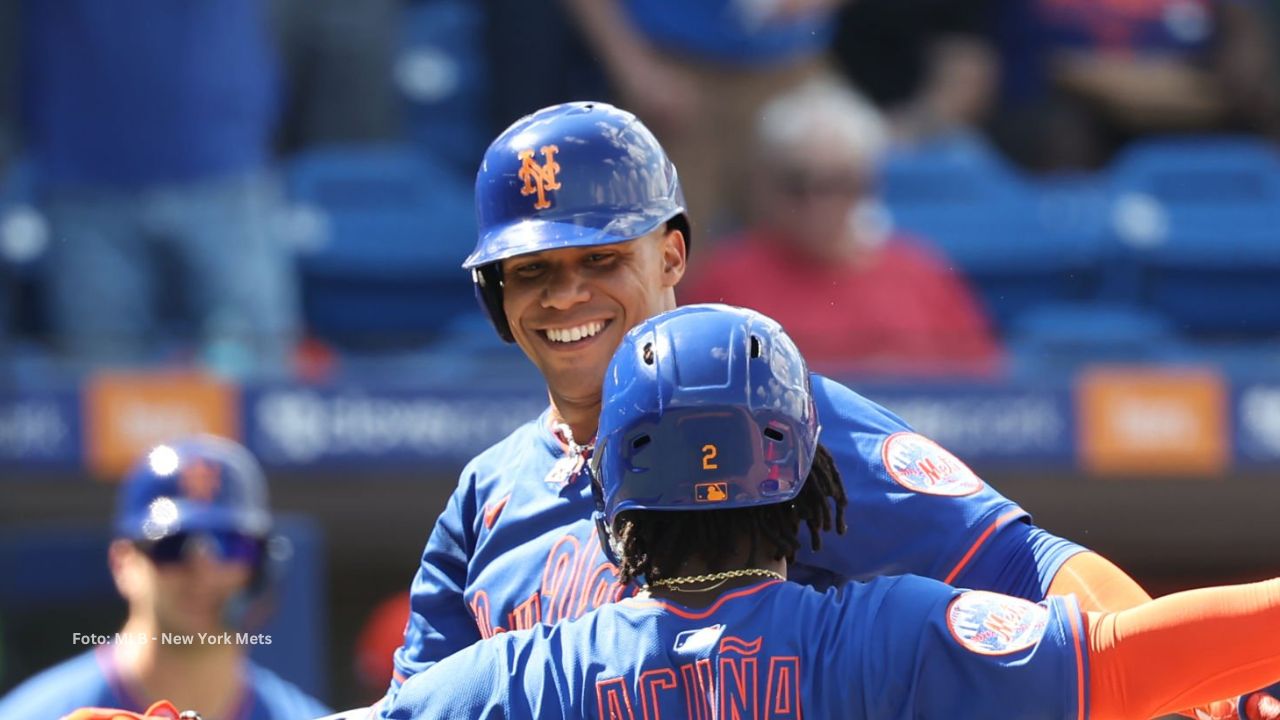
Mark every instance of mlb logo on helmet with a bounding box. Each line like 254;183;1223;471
695;482;728;502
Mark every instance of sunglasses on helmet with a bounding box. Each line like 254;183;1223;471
136;530;264;566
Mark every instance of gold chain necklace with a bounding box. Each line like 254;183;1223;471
648;568;785;591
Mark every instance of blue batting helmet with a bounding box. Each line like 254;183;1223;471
114;435;273;542
589;304;820;554
465;102;690;342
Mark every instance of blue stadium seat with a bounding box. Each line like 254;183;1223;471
1106;136;1280;337
882;134;1109;332
1007;302;1187;377
397;0;489;176
285;144;479;348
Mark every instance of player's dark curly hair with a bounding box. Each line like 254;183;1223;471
614;444;847;585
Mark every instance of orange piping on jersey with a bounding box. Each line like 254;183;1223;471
1067;599;1087;720
628;580;784;620
393;669;407;684
943;509;1024;585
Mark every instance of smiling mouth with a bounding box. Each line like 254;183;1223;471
539;320;610;346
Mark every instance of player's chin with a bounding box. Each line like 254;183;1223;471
547;361;610;402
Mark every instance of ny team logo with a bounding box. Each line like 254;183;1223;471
882;432;984;496
518;145;562;209
946;591;1049;656
179;458;221;502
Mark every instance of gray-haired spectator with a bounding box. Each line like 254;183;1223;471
681;78;1001;375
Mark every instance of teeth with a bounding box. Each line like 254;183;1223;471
546;321;605;344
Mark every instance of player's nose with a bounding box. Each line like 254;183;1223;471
540;265;590;310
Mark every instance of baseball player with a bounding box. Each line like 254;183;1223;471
0;436;330;720
381;305;1280;720
391;101;1280;717
388;101;1275;718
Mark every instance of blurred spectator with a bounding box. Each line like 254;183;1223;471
680;79;1002;376
484;0;610;142
270;0;401;154
833;0;1000;146
0;436;329;719
20;0;300;376
561;0;848;245
989;0;1280;172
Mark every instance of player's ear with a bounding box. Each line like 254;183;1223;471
658;225;687;288
108;539;147;601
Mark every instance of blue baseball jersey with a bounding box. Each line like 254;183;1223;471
384;576;1090;720
391;375;1086;691
0;646;330;720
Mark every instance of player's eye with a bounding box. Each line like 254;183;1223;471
584;252;617;267
511;262;546;278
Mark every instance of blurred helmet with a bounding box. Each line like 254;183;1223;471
114;435;272;542
589;304;820;553
465;101;690;342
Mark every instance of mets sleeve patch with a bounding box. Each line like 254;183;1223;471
946;591;1049;656
881;432;984;496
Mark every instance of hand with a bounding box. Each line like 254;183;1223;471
1052;52;1226;130
607;48;700;137
1190;691;1280;720
1243;690;1280;720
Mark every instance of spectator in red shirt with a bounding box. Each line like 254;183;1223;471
680;78;1002;376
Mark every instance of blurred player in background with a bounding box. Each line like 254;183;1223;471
388;101;1276;719
0;436;329;720
384;304;1280;720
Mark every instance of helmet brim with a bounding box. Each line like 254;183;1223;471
462;210;678;269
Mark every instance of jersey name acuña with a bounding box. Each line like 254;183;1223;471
384;576;1089;720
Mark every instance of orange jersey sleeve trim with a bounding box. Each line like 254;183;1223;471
1087;578;1280;720
943;508;1024;585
